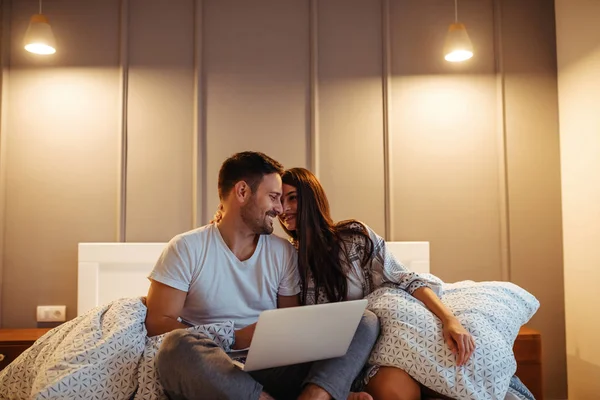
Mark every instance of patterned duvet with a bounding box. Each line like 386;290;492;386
0;291;536;400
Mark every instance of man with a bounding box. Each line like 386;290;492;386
145;151;379;400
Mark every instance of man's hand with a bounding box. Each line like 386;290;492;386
442;317;476;366
233;323;257;350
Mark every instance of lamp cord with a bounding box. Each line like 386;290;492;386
454;0;458;23
39;0;42;14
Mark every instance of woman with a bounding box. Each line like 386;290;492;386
278;167;476;400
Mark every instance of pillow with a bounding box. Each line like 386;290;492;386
366;279;539;400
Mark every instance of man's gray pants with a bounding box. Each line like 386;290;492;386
155;310;380;400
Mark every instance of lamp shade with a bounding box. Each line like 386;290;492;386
444;23;473;62
24;14;56;55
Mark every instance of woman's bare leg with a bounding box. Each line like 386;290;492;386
420;385;454;400
364;367;421;400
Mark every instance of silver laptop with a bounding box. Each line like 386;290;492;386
234;299;368;372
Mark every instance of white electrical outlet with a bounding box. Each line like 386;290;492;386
36;305;66;322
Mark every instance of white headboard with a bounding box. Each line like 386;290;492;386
77;240;430;316
386;241;430;274
77;243;165;316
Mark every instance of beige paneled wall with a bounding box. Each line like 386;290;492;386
500;1;566;398
203;0;310;224
1;0;121;327
555;1;600;399
0;0;8;328
126;0;195;241
389;0;503;283
316;0;386;235
0;0;566;398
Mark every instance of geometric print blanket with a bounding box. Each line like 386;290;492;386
367;276;540;400
0;280;538;400
0;297;233;400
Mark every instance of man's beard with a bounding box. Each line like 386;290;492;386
241;197;276;235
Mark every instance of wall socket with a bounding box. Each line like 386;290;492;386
36;305;67;322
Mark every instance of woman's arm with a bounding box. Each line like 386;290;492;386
412;287;476;366
355;223;476;365
355;223;442;296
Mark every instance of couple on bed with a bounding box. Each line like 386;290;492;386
145;151;476;400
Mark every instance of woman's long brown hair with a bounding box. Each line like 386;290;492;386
280;168;373;304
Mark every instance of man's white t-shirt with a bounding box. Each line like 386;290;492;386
149;223;300;329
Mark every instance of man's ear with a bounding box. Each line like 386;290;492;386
233;181;251;203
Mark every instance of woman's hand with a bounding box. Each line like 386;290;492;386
442;317;476;366
410;287;476;366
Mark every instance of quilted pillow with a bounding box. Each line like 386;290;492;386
366;279;539;400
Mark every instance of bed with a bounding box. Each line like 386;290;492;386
0;240;538;400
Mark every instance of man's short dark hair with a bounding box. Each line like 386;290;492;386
218;151;284;200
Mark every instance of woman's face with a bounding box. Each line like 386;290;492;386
279;183;298;232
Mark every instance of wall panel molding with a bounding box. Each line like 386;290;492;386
0;0;11;327
309;0;319;176
117;0;129;242
381;0;392;241
192;0;206;227
492;0;511;281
